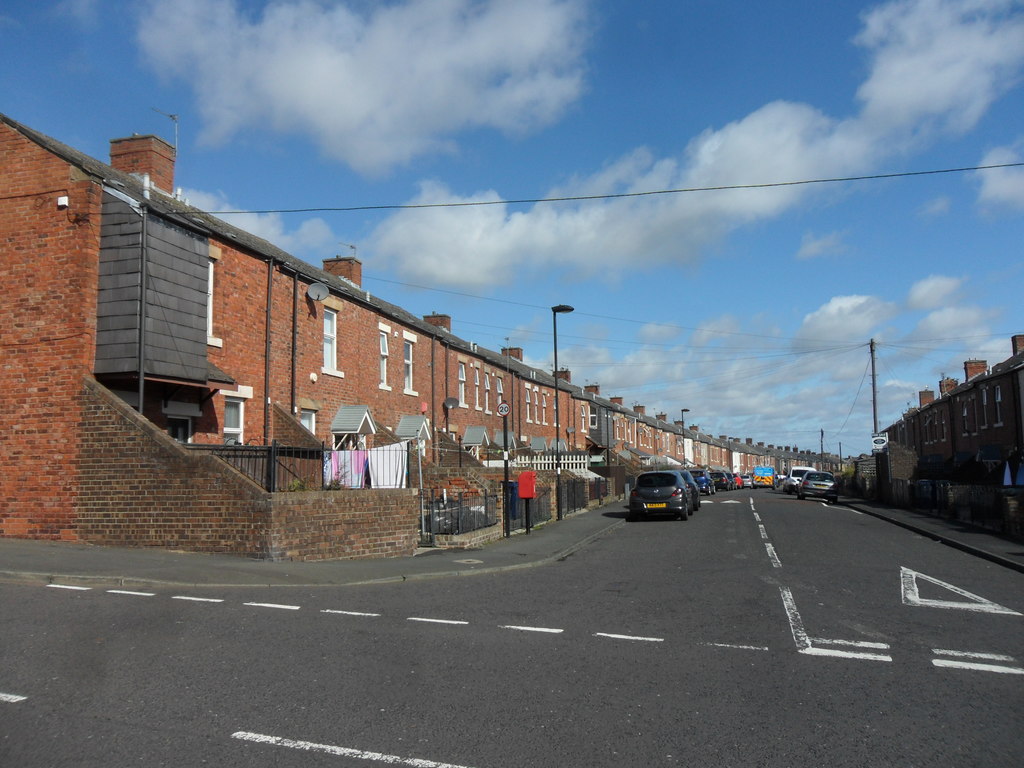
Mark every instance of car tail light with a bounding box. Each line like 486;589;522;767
671;488;683;497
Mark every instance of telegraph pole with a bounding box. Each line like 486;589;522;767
870;338;879;434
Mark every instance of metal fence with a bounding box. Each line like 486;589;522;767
507;486;552;533
420;489;499;545
187;442;324;492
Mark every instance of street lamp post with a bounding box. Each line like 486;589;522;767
552;304;574;520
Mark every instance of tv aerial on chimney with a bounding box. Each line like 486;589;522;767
151;107;179;154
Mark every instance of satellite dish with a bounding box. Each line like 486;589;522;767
443;397;460;410
306;282;329;302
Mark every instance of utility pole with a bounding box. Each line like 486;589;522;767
870;338;879;434
820;428;824;469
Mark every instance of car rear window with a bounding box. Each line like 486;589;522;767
637;473;677;487
805;472;833;482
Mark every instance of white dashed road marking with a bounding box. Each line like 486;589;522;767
232;730;479;768
594;632;664;642
407;617;469;625
1;692;28;703
500;625;564;634
244;602;301;611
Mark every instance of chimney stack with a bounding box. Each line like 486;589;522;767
610;396;624;406
963;359;987;381
1013;334;1024;356
555;369;571;383
635;405;646;415
323;256;362;287
919;389;935;407
110;134;175;193
423;313;451;332
939;377;958;396
584;384;600;395
502;347;523;361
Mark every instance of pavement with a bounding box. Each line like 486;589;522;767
0;495;1021;589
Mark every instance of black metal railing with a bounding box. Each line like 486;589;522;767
420;490;499;545
187;442;324;492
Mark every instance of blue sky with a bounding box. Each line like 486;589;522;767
3;0;1023;456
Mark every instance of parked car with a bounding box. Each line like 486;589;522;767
710;471;732;491
782;466;815;494
678;469;701;511
690;469;716;495
740;474;753;488
797;471;838;503
628;471;691;521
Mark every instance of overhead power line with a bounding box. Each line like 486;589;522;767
205;162;1023;215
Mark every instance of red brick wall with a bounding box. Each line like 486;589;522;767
0;122;102;539
269;489;419;560
77;378;419;560
77;377;273;554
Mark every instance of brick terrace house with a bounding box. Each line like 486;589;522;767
0;113;620;556
1;113;820;556
884;336;1024;482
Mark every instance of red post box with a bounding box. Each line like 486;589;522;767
518;471;536;499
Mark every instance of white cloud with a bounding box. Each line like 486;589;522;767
796;230;847;260
907;274;963;310
183;188;337;256
853;0;1024;142
369;0;1024;287
797;295;899;343
137;0;588;175
976;141;1024;210
918;196;951;216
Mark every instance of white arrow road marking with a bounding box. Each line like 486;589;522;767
901;568;1022;615
719;500;742;504
232;731;479;768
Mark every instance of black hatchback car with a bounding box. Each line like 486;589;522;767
627;471;691;521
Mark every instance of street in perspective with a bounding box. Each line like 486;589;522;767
2;487;1022;768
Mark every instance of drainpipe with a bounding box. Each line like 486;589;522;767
136;206;148;413
290;269;298;417
264;258;274;444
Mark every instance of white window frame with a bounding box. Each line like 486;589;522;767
458;363;467;406
994;385;1003;425
524;385;532;423
300;409;316;435
474;367;481;410
980;388;988;428
322;308;340;376
404;339;415;394
484;372;491;413
224;397;244;444
378;329;391;390
206;258;222;348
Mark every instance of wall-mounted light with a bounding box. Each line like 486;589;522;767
56;195;69;210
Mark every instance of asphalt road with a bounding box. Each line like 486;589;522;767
2;490;1022;767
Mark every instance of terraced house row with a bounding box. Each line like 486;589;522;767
1;114;828;558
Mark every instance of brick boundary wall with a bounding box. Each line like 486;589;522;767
77;377;274;555
76;378;421;560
